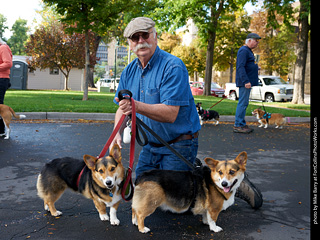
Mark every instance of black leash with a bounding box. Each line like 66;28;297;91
118;89;196;171
258;87;271;124
136;117;196;170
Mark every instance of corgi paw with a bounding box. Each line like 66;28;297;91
52;210;62;216
210;225;223;232
139;227;150;233
132;217;138;226
99;213;109;221
44;204;49;211
110;217;120;225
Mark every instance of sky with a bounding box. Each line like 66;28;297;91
1;0;42;39
1;0;259;40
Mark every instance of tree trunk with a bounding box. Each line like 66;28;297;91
292;0;310;104
82;30;90;101
203;31;216;96
89;35;102;88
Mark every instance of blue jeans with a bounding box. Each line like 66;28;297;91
135;138;198;178
235;87;251;127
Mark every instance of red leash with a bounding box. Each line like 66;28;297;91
77;93;136;202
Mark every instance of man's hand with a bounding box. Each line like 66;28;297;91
114;97;132;116
245;82;252;89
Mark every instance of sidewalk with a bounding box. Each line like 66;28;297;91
16;112;310;123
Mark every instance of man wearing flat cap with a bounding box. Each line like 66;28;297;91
112;17;201;177
110;18;262;209
233;33;261;134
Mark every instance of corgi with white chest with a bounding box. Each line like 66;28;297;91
252;107;286;129
131;152;248;233
36;144;125;225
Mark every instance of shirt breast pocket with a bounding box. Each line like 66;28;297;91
145;88;160;104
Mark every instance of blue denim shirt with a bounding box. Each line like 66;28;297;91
236;46;259;87
114;46;201;144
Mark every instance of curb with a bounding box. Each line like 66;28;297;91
17;112;310;123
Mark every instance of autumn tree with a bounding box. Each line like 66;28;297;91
171;37;206;80
25;21;96;90
250;10;296;76
158;32;182;53
213;10;251;83
152;0;251;95
261;0;310;104
43;0;158;100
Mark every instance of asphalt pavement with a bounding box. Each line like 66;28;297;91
0;120;311;240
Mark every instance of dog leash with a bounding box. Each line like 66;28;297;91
208;90;235;110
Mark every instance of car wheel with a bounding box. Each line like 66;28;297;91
265;93;274;102
228;91;237;100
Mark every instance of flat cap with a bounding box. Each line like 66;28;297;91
246;33;261;39
123;17;155;38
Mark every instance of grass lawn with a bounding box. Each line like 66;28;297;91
4;89;310;117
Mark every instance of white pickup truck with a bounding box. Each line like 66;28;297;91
225;75;293;102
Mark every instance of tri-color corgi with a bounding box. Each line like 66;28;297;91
196;102;220;125
131;152;247;233
0;104;26;139
252;107;286;129
36;144;125;225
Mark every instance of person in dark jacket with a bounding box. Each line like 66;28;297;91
234;33;261;133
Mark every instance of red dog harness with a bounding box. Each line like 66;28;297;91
76;93;136;202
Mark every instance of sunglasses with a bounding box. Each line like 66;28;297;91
129;31;153;43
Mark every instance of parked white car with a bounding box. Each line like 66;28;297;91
225;75;293;102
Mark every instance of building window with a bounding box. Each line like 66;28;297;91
50;68;59;75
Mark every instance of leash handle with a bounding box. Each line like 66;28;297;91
121;93;136;201
118;89;132;101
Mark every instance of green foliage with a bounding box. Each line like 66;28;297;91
7;18;29;55
0;14;8;39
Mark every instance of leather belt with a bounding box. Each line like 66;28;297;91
150;132;199;148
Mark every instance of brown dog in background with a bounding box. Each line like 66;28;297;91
252;107;286;129
0;104;26;139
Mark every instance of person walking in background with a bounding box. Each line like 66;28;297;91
0;38;13;135
233;33;261;133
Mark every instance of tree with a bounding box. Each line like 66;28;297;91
261;0;310;104
43;0;157;100
25;21;96;90
152;0;250;95
7;18;29;55
250;10;296;76
0;14;8;40
158;32;182;53
171;37;206;79
213;10;251;83
292;0;310;104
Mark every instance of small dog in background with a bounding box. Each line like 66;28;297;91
196;102;220;125
0;104;26;139
252;107;286;129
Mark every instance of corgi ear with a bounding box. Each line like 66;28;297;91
205;157;220;169
234;152;247;166
110;143;122;163
83;155;98;170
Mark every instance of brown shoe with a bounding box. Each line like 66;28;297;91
233;126;254;133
